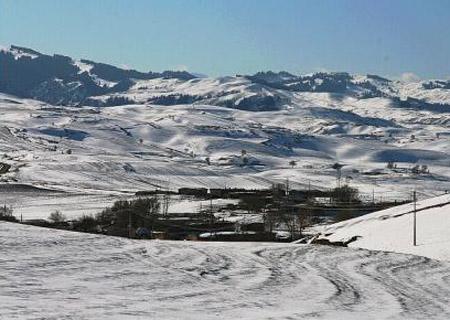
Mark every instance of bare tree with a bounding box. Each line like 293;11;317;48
48;210;66;224
332;163;344;188
289;160;297;168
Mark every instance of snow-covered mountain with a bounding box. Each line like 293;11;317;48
1;45;450;200
0;45;195;106
3;45;450;109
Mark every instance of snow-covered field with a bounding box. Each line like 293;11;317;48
0;187;239;220
0;190;125;220
1;86;449;204
1;46;450;206
1;221;450;320
318;194;450;261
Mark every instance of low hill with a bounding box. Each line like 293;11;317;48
318;194;450;260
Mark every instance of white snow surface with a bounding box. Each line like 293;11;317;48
1;73;450;218
1;91;449;197
1;221;450;319
318;194;450;261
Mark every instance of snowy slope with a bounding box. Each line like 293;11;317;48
1;48;450;218
1;221;450;319
318;194;450;261
1;91;449;199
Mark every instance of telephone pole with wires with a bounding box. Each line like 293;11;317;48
128;209;132;239
413;190;417;246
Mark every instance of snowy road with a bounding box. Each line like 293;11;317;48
1;222;449;319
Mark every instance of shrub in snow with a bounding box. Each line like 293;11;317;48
96;197;160;237
73;214;97;233
0;205;17;222
48;210;66;224
331;185;360;203
387;161;396;169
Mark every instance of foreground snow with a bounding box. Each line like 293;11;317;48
1;222;450;319
318;194;450;261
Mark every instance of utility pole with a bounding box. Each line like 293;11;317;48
285;178;290;197
209;198;214;238
128;210;132;239
162;193;169;216
413;190;417;246
308;180;311;201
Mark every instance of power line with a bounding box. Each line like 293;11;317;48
413;190;417;246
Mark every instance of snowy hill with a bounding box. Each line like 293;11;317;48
3;45;450;110
1;46;450;216
1;90;449;198
318;194;450;261
1;221;450;319
0;45;195;106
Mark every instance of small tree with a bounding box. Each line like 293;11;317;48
332;163;344;188
96;197;160;237
0;205;17;222
421;164;429;174
279;211;302;240
48;210;66;224
331;185;359;203
73;214;98;233
240;195;268;214
289;160;297;168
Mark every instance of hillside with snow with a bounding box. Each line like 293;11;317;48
317;194;450;261
1;45;450;217
1;221;450;319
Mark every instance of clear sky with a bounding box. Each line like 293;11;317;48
1;0;450;79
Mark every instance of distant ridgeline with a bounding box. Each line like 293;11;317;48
0;45;195;106
1;45;450;111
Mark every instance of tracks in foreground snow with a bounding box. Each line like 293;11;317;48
0;222;449;320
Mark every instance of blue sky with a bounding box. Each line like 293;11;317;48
1;0;450;78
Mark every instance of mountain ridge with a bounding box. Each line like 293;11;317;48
2;45;450;110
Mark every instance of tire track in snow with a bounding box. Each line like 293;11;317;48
1;222;450;319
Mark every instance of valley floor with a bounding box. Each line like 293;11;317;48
1;222;449;320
